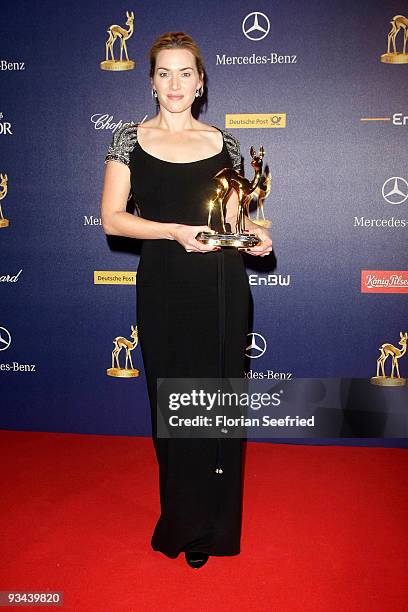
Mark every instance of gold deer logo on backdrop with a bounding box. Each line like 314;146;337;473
100;11;135;71
370;331;407;386
380;15;408;64
106;324;140;378
0;173;9;228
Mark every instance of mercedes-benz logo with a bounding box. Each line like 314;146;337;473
245;332;267;358
0;326;11;351
382;177;408;205
242;12;270;41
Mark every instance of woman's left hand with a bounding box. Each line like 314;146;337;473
238;226;273;257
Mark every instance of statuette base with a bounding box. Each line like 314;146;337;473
196;231;261;247
0;219;9;228
380;53;408;64
106;367;139;378
370;376;406;387
100;60;135;71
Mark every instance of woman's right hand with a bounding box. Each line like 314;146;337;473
171;224;221;253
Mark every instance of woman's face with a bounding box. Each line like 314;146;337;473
151;48;203;114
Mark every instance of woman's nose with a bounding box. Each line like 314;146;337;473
170;77;180;90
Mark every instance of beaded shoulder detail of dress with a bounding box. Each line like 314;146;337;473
104;122;241;172
219;129;242;173
104;122;139;167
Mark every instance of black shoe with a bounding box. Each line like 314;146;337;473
184;551;209;569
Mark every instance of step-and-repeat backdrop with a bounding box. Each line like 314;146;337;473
1;1;407;446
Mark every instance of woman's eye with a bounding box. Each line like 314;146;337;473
159;72;167;77
182;72;192;77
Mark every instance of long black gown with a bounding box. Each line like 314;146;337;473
105;123;250;558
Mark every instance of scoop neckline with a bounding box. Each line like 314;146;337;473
135;125;226;165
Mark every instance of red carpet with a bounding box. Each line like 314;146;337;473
1;430;407;611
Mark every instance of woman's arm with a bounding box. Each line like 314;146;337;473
101;161;180;239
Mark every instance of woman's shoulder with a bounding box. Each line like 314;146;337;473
213;126;242;172
195;121;241;169
104;121;139;166
196;121;239;142
218;128;240;151
113;121;140;139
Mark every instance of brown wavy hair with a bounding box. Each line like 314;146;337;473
149;32;205;79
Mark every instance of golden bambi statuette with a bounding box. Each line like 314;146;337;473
0;173;10;228
380;15;408;64
196;146;265;247
370;331;407;387
107;324;140;378
100;11;135;71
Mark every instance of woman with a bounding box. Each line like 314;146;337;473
101;32;272;569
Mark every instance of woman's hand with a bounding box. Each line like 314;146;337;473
171;224;221;253
238;225;273;257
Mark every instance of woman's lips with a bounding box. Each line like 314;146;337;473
167;95;183;100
